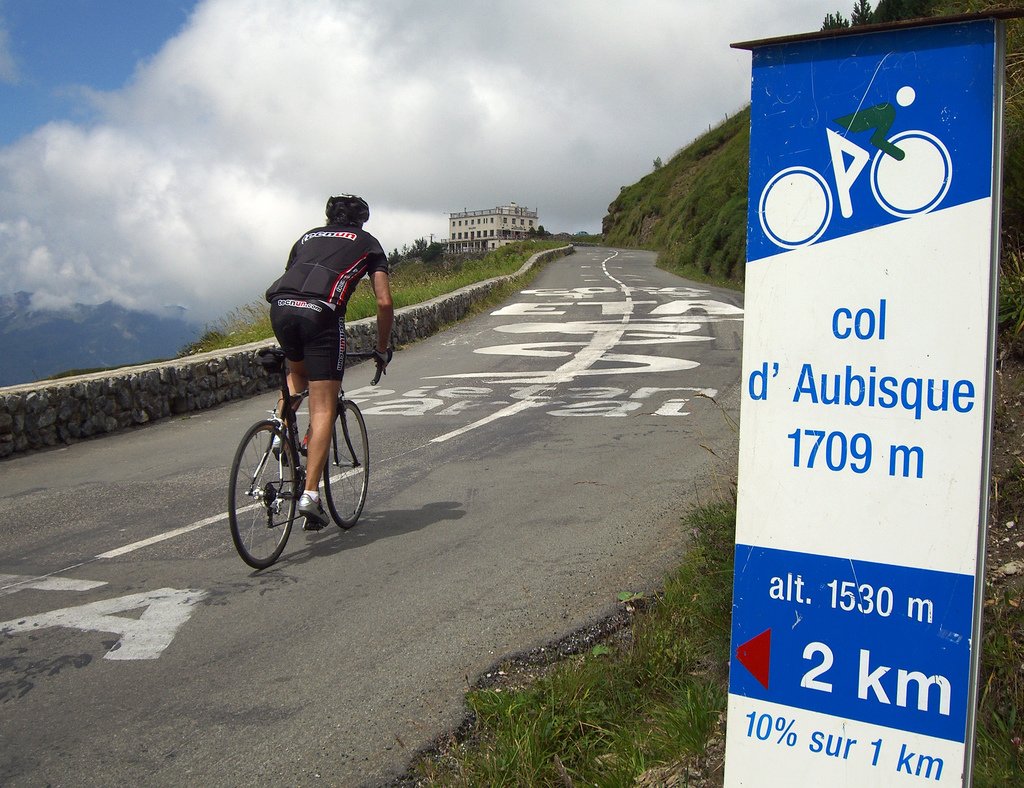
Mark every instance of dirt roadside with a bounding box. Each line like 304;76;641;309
988;332;1024;589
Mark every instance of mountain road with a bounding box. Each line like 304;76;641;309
0;247;743;787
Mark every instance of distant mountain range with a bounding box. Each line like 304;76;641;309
0;292;200;388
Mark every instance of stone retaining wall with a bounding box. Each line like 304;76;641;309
0;246;573;459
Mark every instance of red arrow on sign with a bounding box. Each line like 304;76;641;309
735;628;771;690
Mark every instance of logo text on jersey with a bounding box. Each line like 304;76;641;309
276;299;323;312
301;231;358;244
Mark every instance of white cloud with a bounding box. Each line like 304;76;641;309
0;0;838;322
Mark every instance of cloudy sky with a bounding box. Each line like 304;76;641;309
0;0;842;323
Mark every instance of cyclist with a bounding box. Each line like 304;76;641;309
265;194;393;530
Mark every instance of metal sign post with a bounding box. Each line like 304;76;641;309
727;13;1014;787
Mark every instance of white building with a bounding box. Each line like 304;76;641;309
447;202;538;253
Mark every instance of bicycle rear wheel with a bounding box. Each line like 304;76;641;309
323;400;369;528
229;420;298;568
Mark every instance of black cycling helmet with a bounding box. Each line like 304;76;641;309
325;194;370;227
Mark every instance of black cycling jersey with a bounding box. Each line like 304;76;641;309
266;222;389;381
265;223;389;312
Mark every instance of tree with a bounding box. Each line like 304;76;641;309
389;237;445;265
822;10;851;30
821;0;937;35
871;0;906;23
421;241;444;264
851;0;873;26
653;156;664;170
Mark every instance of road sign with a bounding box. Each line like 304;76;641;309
727;13;1011;787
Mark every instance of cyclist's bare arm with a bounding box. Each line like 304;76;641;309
371;270;393;355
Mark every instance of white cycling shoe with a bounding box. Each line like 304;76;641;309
297;493;329;531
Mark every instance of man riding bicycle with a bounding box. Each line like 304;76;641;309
265;194;393;530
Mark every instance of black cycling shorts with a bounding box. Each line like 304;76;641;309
269;298;346;382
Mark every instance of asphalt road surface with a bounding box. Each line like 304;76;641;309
0;247;743;787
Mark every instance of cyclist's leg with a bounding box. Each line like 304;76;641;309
323;400;369;528
286;357;309;400
270;300;311;414
304;378;341;494
301;308;345;496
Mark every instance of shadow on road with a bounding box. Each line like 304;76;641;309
268;500;467;568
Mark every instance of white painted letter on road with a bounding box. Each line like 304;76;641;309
1;587;208;660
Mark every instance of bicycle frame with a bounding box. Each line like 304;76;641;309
228;347;382;566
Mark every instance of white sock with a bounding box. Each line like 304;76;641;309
301;490;319;503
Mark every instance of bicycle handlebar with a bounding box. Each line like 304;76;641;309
262;346;390;389
348;348;392;386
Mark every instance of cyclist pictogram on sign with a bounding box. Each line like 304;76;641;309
745;23;996;263
758;86;954;250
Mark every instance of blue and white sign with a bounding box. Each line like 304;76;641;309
747;23;995;262
727;16;1005;787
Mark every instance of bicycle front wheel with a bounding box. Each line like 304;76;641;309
323;400;369;528
228;420;298;568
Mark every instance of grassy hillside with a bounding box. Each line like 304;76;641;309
602;109;750;288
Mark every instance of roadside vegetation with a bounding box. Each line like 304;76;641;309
409;501;736;787
179;240;567;356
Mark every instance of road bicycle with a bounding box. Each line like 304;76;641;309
228;347;385;569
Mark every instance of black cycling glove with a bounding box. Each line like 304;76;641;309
370;347;393;384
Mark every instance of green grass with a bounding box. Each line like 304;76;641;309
415;501;736;787
410;500;1024;788
180;240;567;356
1000;234;1024;337
975;587;1024;787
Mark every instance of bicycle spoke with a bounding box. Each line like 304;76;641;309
229;421;297;568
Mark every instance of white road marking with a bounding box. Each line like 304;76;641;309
431;397;549;444
91;463;354;561
0;574;107;596
96;511;228;559
6;251;739;579
0;587;208;660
